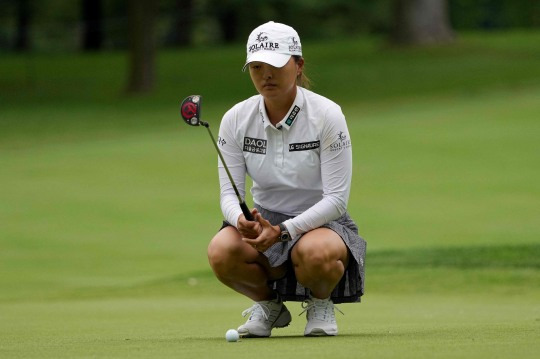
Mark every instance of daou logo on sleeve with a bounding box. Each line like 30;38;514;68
243;137;267;154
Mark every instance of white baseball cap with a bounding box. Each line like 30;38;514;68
242;21;302;72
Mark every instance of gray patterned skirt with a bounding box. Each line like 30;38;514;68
220;204;366;303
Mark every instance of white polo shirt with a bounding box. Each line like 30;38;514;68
217;87;352;240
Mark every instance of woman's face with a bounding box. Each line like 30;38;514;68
248;57;304;101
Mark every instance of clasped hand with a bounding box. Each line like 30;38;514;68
237;208;280;252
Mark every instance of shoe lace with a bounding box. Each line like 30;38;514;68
299;298;344;321
242;302;270;321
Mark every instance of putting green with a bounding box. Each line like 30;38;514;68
1;288;538;358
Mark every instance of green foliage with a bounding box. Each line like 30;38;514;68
450;0;540;29
2;0;539;52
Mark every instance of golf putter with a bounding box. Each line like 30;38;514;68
180;95;254;221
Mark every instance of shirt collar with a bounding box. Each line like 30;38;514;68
259;87;305;130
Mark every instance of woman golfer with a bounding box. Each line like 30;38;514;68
207;21;366;337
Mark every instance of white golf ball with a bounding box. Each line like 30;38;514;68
225;329;239;342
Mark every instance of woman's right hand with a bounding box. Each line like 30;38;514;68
237;208;261;239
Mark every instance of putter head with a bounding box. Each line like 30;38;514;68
180;95;202;126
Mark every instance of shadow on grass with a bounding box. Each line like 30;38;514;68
368;243;540;269
7;244;537;303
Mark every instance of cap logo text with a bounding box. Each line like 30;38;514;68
256;32;268;42
289;37;302;53
249;32;280;53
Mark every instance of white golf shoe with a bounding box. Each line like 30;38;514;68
301;296;342;336
237;298;292;337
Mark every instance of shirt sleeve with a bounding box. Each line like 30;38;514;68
282;104;352;239
217;108;246;228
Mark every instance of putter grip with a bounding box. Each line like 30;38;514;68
240;202;254;221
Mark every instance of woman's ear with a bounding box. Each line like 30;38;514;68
296;57;305;75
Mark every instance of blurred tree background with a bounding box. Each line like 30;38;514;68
2;0;538;51
0;0;539;93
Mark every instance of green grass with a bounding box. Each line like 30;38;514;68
1;31;539;357
1;293;538;358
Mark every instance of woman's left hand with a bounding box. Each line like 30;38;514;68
242;213;281;252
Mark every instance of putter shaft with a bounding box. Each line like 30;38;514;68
203;123;254;221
